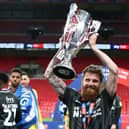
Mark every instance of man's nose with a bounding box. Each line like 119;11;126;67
89;80;94;85
13;77;17;80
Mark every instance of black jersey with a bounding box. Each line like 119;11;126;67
0;90;21;129
60;87;114;129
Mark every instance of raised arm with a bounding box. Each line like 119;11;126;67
89;34;119;96
44;48;67;97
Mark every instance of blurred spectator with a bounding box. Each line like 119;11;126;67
20;71;45;129
9;68;39;129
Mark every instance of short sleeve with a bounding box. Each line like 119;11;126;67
60;87;80;107
101;89;115;108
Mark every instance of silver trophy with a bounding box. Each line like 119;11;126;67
53;3;101;79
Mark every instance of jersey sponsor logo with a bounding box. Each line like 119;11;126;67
72;98;102;118
95;98;101;107
72;105;102;118
6;96;14;103
73;106;81;118
91;108;102;118
75;100;81;104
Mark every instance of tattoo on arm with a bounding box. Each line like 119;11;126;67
48;75;66;97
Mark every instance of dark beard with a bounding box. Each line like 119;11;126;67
11;82;19;88
82;86;100;101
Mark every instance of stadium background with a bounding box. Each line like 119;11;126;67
0;0;129;129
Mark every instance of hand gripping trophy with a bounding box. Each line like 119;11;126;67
53;3;101;79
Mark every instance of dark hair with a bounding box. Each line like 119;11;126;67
21;71;30;78
10;67;22;76
82;64;104;83
0;72;8;83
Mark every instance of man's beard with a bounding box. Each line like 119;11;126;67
81;86;100;101
11;82;19;88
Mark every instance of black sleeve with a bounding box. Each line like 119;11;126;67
112;96;122;124
15;97;22;123
101;89;115;108
59;87;79;107
112;108;121;124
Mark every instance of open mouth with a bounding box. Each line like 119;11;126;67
86;86;96;90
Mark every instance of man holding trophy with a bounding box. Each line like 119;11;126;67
44;3;119;129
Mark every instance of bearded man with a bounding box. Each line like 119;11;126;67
44;34;119;129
